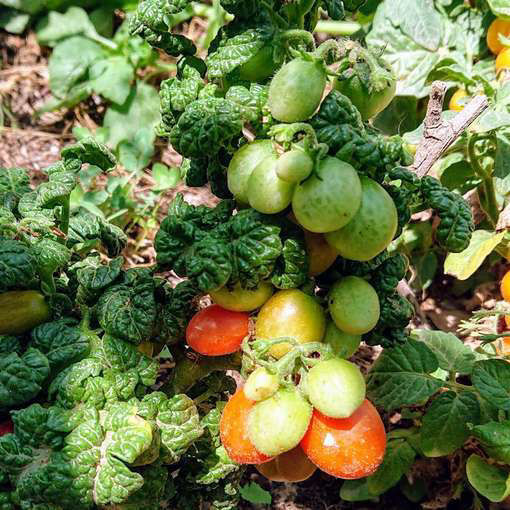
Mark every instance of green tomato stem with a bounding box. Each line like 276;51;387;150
314;20;361;36
60;196;71;240
279;29;316;52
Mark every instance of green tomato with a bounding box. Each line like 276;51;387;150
244;367;279;401
323;320;361;359
248;388;312;456
276;149;314;183
256;289;326;359
306;358;366;418
268;58;327;122
227;140;275;205
325;176;397;261
0;291;50;335
328;276;380;335
334;75;396;121
292;156;361;233
247;154;295;214
210;281;274;312
238;45;278;83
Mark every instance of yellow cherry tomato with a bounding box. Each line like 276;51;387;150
304;230;338;276
210;281;274;312
449;89;469;111
488;19;510;55
256;289;326;359
496;47;510;73
501;270;510;301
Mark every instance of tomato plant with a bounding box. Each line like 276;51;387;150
496;47;510;73
186;305;249;356
244;367;279;401
268;58;327;122
256;289;326;358
248;388;312;456
256;445;317;482
306;358;366;418
304;230;338;276
300;400;386;479
238;45;278;82
220;389;274;464
449;89;469;111
323;320;361;359
210;281;274;312
292;157;362;233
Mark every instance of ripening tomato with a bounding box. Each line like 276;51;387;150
292;157;362;233
256;445;317;482
304;230;338;277
306;358;366;419
244;367;279;401
497;47;510;73
186;305;249;356
325;176;398;261
449;89;469;111
300;400;386;479
268;58;327;122
248;154;295;214
501;270;510;301
248;388;312;456
0;419;13;436
256;289;326;359
487;19;510;55
220;389;273;464
210;281;274;312
328;276;380;335
227;140;275;205
496;336;510;356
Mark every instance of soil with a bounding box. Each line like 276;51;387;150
0;26;505;510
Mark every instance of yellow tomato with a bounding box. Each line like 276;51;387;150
449;89;469;111
304;230;338;276
496;47;510;73
487;19;510;55
501;270;510;301
256;446;317;482
210;281;274;312
256;289;326;359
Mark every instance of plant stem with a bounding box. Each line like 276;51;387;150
313;20;361;36
60;196;70;240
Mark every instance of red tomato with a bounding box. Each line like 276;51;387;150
186;304;249;356
300;399;386;479
220;389;273;464
0;419;13;436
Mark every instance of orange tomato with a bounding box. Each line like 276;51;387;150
506;316;510;329
500;270;510;301
496;47;510;73
186;304;249;356
487;19;510;55
304;230;338;276
449;89;469;111
220;389;273;464
256;445;317;482
496;336;510;356
300;399;386;479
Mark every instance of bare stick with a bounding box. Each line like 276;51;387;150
409;81;489;177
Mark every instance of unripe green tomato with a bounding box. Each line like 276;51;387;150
248;154;295;214
238;45;278;83
0;290;50;335
292;157;361;233
306;358;366;418
248;388;312;456
227;140;275;205
325;176;397;261
323;320;361;359
276;150;314;183
210;281;274;312
244;367;279;401
328;276;380;335
268;58;327;122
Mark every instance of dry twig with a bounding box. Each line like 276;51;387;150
410;81;489;177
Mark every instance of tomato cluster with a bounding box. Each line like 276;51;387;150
186;284;386;482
